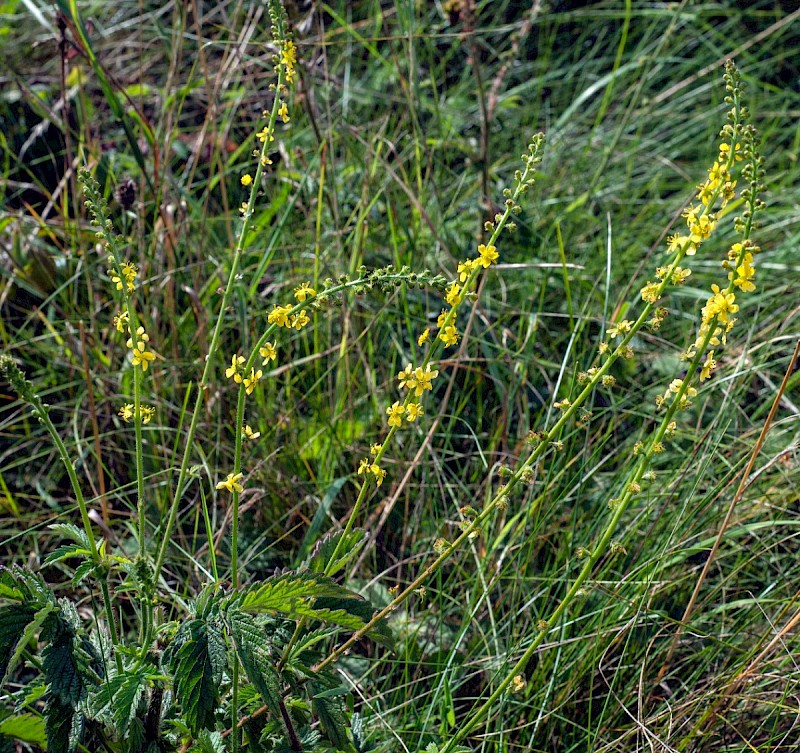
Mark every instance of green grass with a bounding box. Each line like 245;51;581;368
2;1;800;751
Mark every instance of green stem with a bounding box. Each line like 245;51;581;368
152;69;285;581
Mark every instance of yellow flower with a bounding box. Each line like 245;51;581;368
477;243;499;268
387;401;405;427
397;364;417;392
126;326;150;351
226;354;246;382
437;309;449;328
260;154;273;167
417;329;430;346
243;368;263;395
412;365;438;397
406;402;423;421
242;424;261;441
445;282;462;306
606;320;632;339
370;443;382;456
259;342;277;364
240;201;250;216
278;101;290;124
216;472;244;493
457;259;478;283
118;404;134;422
131;347;155;371
281;40;297;83
241;174;253;186
699;352;717;382
703;284;738;325
294;282;316;302
439;325;459;347
290;310;310;330
267;304;293;327
357;458;386;486
113;311;130;333
140;405;155;424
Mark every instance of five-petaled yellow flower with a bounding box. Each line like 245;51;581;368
243;368;263;395
387;401;406;427
477;244;499;268
406;403;423;421
241;174;253;186
294;282;316;302
259;342;277;364
226;354;246;382
216;472;244;493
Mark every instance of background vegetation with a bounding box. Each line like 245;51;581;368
1;0;799;751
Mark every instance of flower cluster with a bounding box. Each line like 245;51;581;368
109;260;138;293
268;304;310;330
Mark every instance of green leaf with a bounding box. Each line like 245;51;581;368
44;696;74;753
43;544;93;568
0;604;36;677
226;610;282;719
47;523;91;549
1;604;55;690
92;668;148;736
305;528;367;576
234;572;384;633
312;684;355;753
42;632;85;705
189;729;225;753
0;713;47;746
166;619;226;735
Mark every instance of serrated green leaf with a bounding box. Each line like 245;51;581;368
48;523;91;549
71;560;99;587
0;604;36;678
166;619;226;735
0;713;47;746
227;610;282;719
234;571;347;614
92;668;148;736
43;633;85;705
305;528;367;576
1;603;55;690
43;544;93;568
189;729;225;753
44;696;73;753
312;685;355;753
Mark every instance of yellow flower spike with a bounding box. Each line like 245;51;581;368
406;403;424;422
216;472;244;494
294;282;316;302
225;354;246;381
243;368;263;395
242;424;261;441
387;401;406;427
477;243;499;268
259;342;277;364
241;174;253;186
